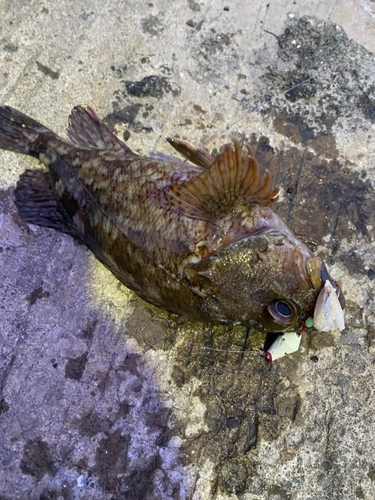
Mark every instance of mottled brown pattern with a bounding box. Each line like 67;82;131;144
0;105;344;332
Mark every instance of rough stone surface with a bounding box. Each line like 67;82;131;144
0;2;375;500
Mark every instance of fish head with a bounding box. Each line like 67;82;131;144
189;232;345;333
166;138;345;333
260;253;345;333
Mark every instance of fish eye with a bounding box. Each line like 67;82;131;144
264;300;296;329
275;301;293;317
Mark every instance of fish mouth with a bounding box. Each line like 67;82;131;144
307;257;345;332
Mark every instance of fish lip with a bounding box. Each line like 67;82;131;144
306;256;324;290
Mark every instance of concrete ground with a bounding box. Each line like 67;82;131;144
0;1;375;499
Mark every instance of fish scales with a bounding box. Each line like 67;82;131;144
0;104;345;333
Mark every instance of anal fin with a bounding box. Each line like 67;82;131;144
14;169;78;235
67;105;134;153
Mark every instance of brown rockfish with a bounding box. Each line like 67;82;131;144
0;105;345;341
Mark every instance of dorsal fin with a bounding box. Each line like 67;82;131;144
164;140;279;223
166;137;214;169
67;105;134;153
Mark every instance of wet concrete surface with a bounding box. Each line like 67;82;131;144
0;2;375;499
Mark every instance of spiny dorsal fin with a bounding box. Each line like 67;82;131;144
164;140;279;223
67;105;134;153
167;137;214;169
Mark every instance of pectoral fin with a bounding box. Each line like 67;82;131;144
164;139;279;223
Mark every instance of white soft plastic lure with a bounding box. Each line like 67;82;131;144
313;280;345;333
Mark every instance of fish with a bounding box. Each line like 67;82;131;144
0;104;345;348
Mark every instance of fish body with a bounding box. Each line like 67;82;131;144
0;105;345;333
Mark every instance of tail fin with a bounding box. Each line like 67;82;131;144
0;106;55;156
14;169;78;235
